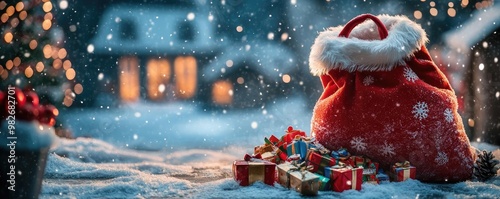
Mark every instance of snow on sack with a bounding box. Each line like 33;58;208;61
308;14;476;182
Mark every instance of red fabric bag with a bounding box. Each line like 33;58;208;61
308;14;476;182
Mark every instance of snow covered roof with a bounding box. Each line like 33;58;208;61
203;42;296;82
444;5;500;52
90;4;218;55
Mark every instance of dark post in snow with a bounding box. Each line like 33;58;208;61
466;26;500;146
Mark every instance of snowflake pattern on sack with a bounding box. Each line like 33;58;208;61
444;108;453;123
380;141;396;157
363;75;374;86
350;137;367;152
403;67;419;82
412;101;429;120
435;152;449;165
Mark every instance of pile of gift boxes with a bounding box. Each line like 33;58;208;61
232;127;417;196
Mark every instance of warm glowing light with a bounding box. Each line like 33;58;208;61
226;60;233;67
0;1;6;10
66;68;76;80
282;74;291;83
35;62;44;72
147;58;171;100
19;10;27;20
43;45;52;58
448;8;456;17
25;66;33;78
6;60;13;70
119;56;140;102
53;59;62;69
63;60;72;70
281;32;289;41
430;8;438;16
4;32;13;43
430;1;436;7
43;2;52;12
42;19;52;30
15;2;24;11
414;10;422;19
236;26;243;32
212;80;233;105
44;13;53;20
1;13;8;23
461;0;469;7
63;96;73;107
10;17;18;28
237;77;244;84
448;2;454;7
58;48;67;59
29;40;37;50
13;57;20;66
59;0;68;10
174;56;197;99
74;83;83;94
6;6;14;16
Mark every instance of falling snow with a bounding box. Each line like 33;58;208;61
435;152;449;165
444;108;453;123
380;141;396;157
363;75;374;86
403;67;419;83
350;137;367;152
412;101;429;120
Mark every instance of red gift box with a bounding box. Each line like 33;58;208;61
329;167;363;192
282;126;306;144
305;149;338;176
232;155;276;186
390;161;416;182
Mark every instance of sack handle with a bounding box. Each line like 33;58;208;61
338;14;389;39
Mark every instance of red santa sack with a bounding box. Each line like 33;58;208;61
309;14;476;182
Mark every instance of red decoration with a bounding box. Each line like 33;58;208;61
1;87;58;126
282;126;306;144
309;14;475;182
329;167;363;192
305;149;338;176
232;157;276;186
390;161;416;182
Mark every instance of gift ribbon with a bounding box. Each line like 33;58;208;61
351;168;358;190
402;169;411;180
394;161;411;168
248;162;266;184
244;153;262;161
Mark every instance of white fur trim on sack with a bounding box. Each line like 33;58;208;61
309;14;428;75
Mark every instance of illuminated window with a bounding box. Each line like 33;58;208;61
119;56;140;102
147;58;171;101
174;56;197;99
212;80;233;105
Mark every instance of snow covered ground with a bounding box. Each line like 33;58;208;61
40;96;500;198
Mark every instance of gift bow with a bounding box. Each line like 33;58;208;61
331;148;350;160
394;161;411;168
244;153;263;161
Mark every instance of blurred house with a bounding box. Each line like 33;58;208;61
62;0;299;109
444;4;500;145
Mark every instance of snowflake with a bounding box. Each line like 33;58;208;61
406;131;418;139
444;108;453;123
403;67;419;82
350;137;367;152
380;141;395;157
412;101;429;120
384;124;395;134
363;76;374;86
435;152;448;165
